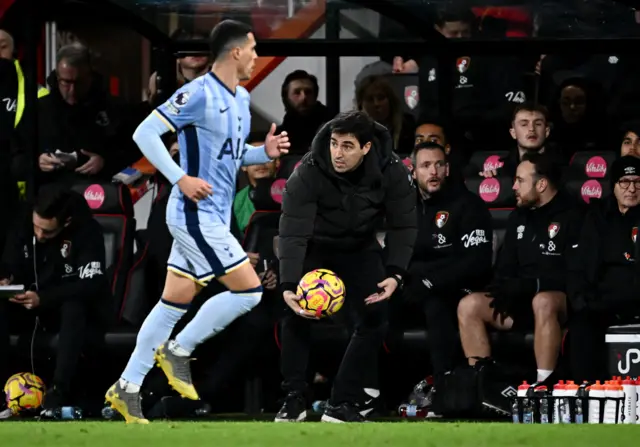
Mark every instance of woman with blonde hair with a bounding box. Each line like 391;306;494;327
355;75;415;153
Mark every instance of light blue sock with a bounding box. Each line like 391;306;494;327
174;286;262;355
120;298;188;387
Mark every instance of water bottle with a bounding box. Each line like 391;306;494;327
513;381;529;423
535;386;550;424
102;406;118;420
522;397;534;424
53;406;83;420
312;400;327;413
398;403;427;418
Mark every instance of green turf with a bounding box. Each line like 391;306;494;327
0;421;638;447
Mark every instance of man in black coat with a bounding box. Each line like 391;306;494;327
567;156;640;382
276;111;417;423
0;186;111;414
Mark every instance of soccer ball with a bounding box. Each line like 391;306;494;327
297;269;345;318
4;372;46;414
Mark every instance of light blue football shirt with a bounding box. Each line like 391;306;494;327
154;72;270;227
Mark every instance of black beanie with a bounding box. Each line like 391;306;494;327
610;155;640;187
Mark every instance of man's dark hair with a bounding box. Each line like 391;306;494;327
415;118;450;145
410;141;447;165
56;43;91;68
330;111;374;148
521;152;563;190
34;186;90;224
512;102;550;123
435;6;476;27
281;70;319;106
209;20;253;62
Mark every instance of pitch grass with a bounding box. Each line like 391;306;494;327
0;421;638;447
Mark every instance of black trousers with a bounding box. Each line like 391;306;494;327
569;309;640;383
280;248;388;405
0;298;105;394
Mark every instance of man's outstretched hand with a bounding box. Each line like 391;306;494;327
265;123;290;159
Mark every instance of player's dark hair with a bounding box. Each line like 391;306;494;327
410;141;448;166
34;186;91;225
512;102;549;124
521;152;563;190
329;111;374;149
281;70;319;110
209;20;253;62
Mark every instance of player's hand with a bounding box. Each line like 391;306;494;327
177;175;213;203
365;277;398;305
246;252;260;268
76;150;105;175
264;123;290;159
283;291;318;319
10;291;40;310
479;169;498;178
39;153;63;172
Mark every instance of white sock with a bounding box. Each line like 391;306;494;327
119;378;141;393
537;369;553;382
364;388;380;399
168;339;190;357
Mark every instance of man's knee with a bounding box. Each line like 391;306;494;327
532;291;566;321
457;292;489;322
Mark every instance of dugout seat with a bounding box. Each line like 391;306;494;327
465;176;516;208
276;155;304;179
489;208;514;265
71;181;135;322
568;150;617;180
566;177;611;204
467;151;510;176
243;211;281;260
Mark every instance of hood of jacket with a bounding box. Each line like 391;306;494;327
309;119;394;185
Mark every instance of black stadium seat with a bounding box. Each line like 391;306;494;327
242;211;281;260
465;176;516;208
467;151;510;176
566;177;611;204
489;207;514;265
71;182;135;322
568;151;617;180
276;155;303;180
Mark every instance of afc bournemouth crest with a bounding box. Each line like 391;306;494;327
633;227;638;243
60;240;72;258
456;57;471;73
548;223;560;239
435;211;449;228
404;85;419;110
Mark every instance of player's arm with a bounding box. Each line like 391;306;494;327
383;158;418;279
242;143;271;166
278;163;318;292
132;85;205;185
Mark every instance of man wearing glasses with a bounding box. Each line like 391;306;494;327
567;155;640;382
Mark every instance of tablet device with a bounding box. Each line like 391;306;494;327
0;285;25;298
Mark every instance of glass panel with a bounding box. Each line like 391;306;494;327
110;0;325;39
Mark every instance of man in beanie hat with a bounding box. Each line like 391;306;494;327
567;155;640;382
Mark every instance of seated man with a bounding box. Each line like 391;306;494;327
568;156;640;381
399;141;492;409
233;131;279;235
0;186;111;416
457;152;583;384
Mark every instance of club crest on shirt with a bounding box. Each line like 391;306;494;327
632;227;638;243
548;223;560;239
60;240;72;258
172;92;190;108
456;57;471;73
435;211;449;228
